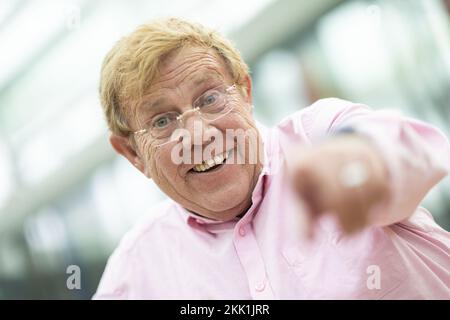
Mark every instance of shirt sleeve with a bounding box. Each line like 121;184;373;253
279;97;450;227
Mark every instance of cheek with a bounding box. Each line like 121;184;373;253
219;106;255;131
223;111;259;144
136;138;161;178
148;146;181;185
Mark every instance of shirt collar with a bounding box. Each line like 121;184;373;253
177;120;271;231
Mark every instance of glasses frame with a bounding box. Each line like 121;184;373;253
132;83;238;144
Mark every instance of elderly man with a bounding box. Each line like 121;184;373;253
94;18;450;299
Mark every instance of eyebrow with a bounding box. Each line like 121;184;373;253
190;73;222;86
143;97;169;112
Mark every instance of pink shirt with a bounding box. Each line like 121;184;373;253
94;98;450;299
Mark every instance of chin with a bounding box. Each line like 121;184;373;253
197;187;251;218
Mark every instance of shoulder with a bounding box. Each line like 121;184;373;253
93;199;180;299
274;98;371;141
113;199;180;255
278;97;370;127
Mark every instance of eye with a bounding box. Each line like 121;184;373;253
200;92;218;107
205;94;216;105
152;115;171;129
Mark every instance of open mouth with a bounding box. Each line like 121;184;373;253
189;150;232;173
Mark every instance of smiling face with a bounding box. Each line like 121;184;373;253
111;46;263;221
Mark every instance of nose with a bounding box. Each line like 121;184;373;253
183;114;218;147
174;109;223;166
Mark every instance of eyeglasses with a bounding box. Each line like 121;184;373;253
132;83;238;145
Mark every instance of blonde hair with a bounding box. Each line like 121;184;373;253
99;17;250;136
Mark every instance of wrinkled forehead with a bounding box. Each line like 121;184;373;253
139;48;231;103
157;46;229;80
125;46;234;124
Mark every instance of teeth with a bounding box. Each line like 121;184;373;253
192;150;230;172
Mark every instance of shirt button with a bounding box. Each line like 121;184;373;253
255;281;266;292
332;235;341;245
238;227;246;237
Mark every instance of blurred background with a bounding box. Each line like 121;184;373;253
0;0;449;299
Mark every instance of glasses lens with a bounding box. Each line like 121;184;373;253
198;85;237;121
150;84;237;147
200;102;234;122
148;112;179;140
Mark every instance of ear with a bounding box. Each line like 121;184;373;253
242;74;253;105
109;133;148;177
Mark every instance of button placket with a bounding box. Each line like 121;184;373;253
233;223;274;299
